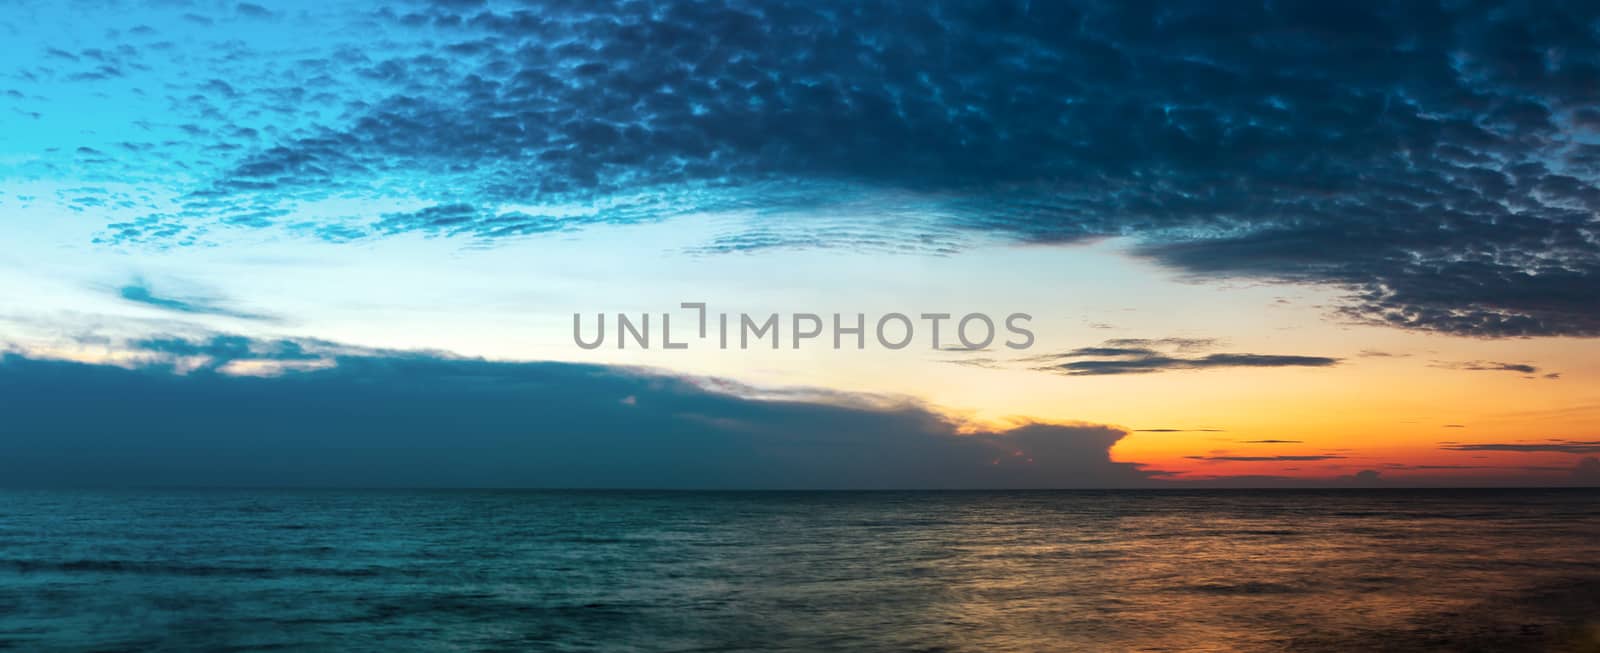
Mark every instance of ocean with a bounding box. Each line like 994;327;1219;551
1;489;1596;652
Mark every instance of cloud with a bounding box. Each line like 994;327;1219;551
1236;440;1303;444
1431;360;1545;375
17;1;1596;337
1061;346;1159;358
1133;428;1226;433
938;357;1004;370
1439;441;1600;454
1102;338;1220;353
3;335;1588;488
122;334;345;374
1576;457;1600;484
373;204;567;238
0;338;1167;489
1030;339;1339;376
1383;464;1494;470
235;3;272;19
115;279;278;322
1358;350;1409;358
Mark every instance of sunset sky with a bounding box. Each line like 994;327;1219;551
3;0;1598;487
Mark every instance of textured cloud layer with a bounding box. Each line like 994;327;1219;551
10;0;1600;335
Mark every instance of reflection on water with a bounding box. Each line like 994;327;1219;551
1;489;1597;651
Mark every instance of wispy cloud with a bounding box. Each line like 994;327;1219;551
1439;441;1600;454
1101;338;1220;353
1431;360;1544;375
1028;339;1339;376
115;278;278;322
1358;350;1410;358
938;357;1004;370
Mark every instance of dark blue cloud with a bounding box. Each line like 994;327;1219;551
0;338;1164;489
1027;339;1340;376
116;279;279;322
1043;353;1342;376
373;203;566;238
236;3;273;19
32;0;1600;336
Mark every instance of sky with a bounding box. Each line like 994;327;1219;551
2;0;1599;488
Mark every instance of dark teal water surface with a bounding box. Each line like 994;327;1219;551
1;489;1597;651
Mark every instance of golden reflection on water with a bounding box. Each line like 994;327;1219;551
1;489;1597;651
914;495;1600;651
